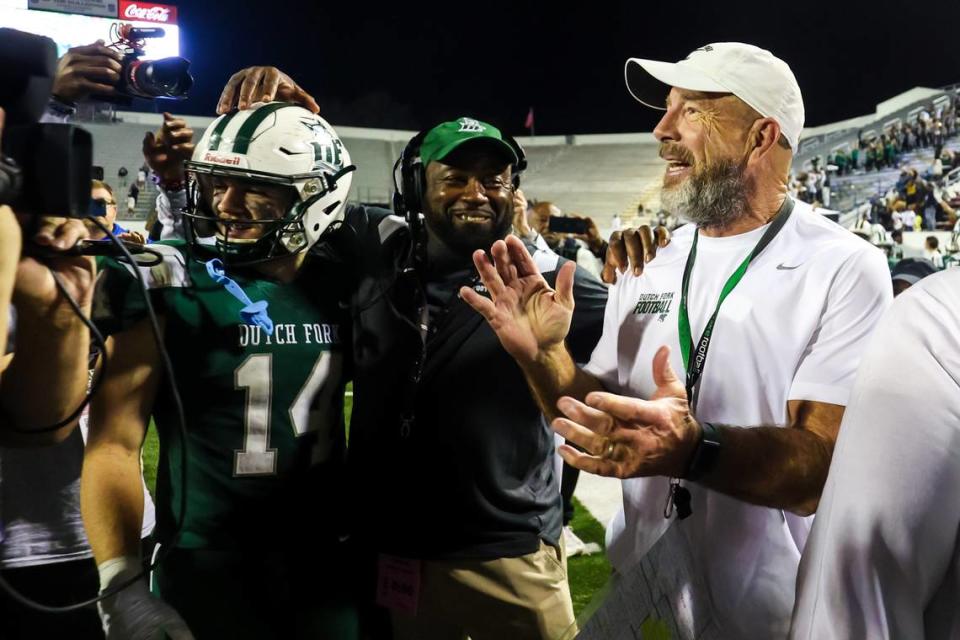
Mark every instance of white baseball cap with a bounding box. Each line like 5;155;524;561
625;42;805;152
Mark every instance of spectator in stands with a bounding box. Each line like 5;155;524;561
849;145;859;172
918;118;930;148
883;136;896;168
611;212;622;231
833;149;848;176
804;170;818;201
932;156;944;183
922;188;940;230
932;120;945;161
117;166;128;189
126;182;139;217
923;235;944;268
627;203;646;228
890;229;905;261
942;149;955;172
890;202;904;231
901;169;925;210
136;164;147;190
788;172;800;198
905;124;917;152
853;210;870;232
951;217;960;254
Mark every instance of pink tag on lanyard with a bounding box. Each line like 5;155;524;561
376;554;421;615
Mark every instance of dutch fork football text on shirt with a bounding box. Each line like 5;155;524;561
238;323;340;347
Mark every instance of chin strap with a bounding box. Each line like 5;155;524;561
204;258;275;334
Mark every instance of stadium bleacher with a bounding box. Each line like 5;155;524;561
92;85;959;238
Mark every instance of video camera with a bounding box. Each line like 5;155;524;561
108;24;193;102
0;28;92;218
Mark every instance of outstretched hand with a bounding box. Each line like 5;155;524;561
460;235;577;365
551;346;700;479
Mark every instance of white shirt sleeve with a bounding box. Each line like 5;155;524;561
790;272;960;640
156;188;188;241
583;277;624;391
788;247;892;405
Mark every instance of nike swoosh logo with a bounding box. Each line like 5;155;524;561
777;263;801;270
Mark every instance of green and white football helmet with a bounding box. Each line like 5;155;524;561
184;102;355;265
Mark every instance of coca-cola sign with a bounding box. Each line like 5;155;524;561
119;1;178;24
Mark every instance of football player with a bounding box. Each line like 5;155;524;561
81;103;359;639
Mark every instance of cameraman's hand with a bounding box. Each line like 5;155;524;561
51;40;124;103
143;113;194;186
217;66;319;114
16;217;96;317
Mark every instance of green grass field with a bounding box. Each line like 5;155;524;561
141;387;611;617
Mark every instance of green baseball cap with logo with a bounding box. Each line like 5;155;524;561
419;117;518;167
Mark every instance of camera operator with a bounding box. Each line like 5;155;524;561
47;41;123;120
0;32;114;639
0;106;96;445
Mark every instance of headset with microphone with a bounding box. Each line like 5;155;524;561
391;125;528;270
388;122;527;436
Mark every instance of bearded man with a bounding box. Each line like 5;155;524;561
462;43;892;638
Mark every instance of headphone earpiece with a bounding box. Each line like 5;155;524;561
393;127;528;217
393;131;428;221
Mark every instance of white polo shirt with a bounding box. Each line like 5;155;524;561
791;270;960;640
584;199;892;639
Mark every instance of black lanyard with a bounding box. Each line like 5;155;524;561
677;198;795;404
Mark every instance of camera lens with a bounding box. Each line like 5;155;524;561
126;57;194;99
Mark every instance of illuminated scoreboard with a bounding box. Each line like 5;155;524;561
0;0;180;60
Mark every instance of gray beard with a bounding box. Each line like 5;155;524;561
660;159;752;230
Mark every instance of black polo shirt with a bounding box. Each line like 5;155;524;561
344;205;607;561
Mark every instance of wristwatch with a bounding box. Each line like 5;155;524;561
683;421;722;481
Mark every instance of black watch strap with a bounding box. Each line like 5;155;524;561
683;421;722;481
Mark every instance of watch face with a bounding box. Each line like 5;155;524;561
686;422;721;482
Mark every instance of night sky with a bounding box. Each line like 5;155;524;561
161;0;960;136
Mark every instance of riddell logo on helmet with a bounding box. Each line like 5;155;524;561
203;152;242;166
119;1;177;24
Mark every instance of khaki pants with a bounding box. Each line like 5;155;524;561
390;540;577;640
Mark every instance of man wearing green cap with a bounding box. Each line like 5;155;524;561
337;116;607;639
210;68;661;637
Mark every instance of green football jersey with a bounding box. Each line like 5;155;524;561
94;242;350;549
